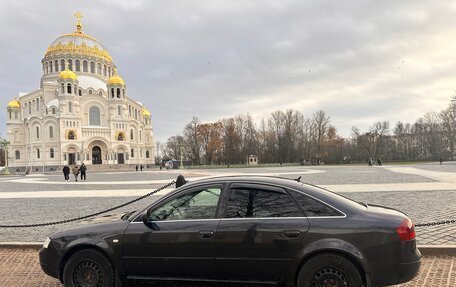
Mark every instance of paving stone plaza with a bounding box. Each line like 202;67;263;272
0;162;455;286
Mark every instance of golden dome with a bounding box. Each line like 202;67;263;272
142;108;151;117
108;70;125;85
7;100;20;108
44;12;113;63
59;66;77;80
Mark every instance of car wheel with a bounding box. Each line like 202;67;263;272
63;249;114;287
297;253;363;287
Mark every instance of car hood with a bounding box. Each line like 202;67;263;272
50;220;129;240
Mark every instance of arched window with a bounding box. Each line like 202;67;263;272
130;129;134;140
139;130;142;141
68;130;76;140
14;111;18;119
49;126;54;139
51;107;56;114
68;59;73;71
36;99;40;111
97;63;101;74
36;126;40;139
88;90;92;94
55;60;59;72
67;83;72;94
117;106;121;116
131;149;134;157
146;150;150;158
45;62;48;74
75;59;80;71
83;60;88;72
68;102;73;113
37;149;40;159
8;111;11;119
129;106;131;116
60;59;65;71
78;89;82;97
50;148;55;158
28;102;32;114
89;106;101;126
15;150;20;160
90;61;95;73
99;91;103;97
117;133;124;141
111;88;115;98
61;83;65;94
117;88;121;98
103;65;107;76
108;67;111;77
49;61;53;72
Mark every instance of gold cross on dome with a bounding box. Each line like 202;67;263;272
74;11;83;32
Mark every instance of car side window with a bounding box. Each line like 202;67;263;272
149;187;221;221
289;190;343;217
224;188;302;218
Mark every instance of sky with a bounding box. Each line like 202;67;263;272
1;0;456;142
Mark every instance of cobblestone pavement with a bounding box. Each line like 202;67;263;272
0;163;455;244
0;248;453;287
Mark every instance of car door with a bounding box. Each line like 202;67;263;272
122;184;223;280
215;183;309;283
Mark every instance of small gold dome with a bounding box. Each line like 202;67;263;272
7;100;20;108
108;69;125;85
142;108;151;117
59;68;77;80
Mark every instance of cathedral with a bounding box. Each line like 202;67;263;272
6;13;155;172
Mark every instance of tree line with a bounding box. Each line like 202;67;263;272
156;97;456;165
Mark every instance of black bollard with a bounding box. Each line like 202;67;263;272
176;174;188;188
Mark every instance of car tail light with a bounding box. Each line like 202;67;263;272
396;218;416;241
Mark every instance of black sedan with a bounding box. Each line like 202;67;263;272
40;176;421;287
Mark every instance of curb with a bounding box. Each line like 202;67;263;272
1;242;456;255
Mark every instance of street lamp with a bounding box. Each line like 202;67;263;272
0;139;10;175
179;144;184;169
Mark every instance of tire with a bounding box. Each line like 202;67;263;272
63;249;114;287
297;253;363;287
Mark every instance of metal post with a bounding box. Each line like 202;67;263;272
179;145;184;169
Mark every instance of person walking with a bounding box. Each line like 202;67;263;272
79;163;87;181
63;165;70;182
140;164;143;171
72;165;79;182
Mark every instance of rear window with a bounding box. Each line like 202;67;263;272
289;189;343;217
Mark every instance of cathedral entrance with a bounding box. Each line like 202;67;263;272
118;153;125;164
92;146;102;164
68;153;76;165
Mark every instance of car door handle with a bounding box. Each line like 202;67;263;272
198;230;214;239
284;230;301;238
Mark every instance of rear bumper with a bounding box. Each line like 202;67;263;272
396;259;421;284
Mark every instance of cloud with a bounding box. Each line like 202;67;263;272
0;0;455;142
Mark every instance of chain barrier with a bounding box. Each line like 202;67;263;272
0;180;176;228
415;219;456;227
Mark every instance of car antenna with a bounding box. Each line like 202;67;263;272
294;176;301;183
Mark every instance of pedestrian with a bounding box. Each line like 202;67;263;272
440;157;443;165
62;165;70;182
135;165;138;171
79;163;87;181
140;164;143;171
377;158;382;166
72;165;79;182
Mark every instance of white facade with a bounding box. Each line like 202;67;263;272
6;17;155;172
